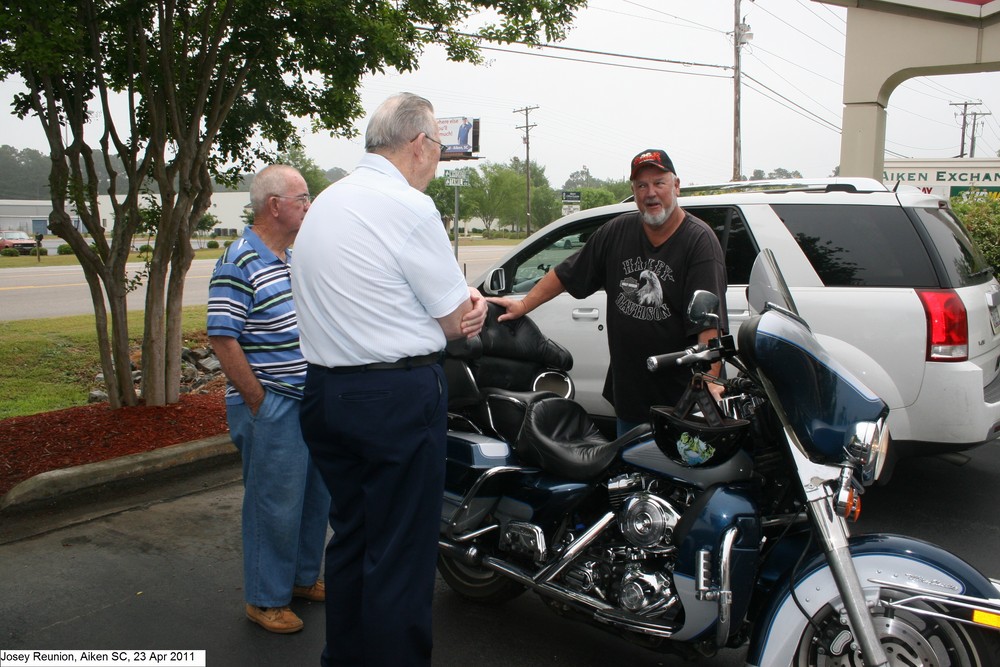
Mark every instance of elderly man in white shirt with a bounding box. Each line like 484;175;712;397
292;92;486;667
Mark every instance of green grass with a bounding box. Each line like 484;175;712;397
0;306;210;420
0;246;227;269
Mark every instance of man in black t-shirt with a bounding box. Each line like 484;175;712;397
489;149;727;436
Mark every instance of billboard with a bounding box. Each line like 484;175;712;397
882;158;1000;197
436;116;480;161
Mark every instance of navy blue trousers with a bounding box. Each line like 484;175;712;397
300;363;447;667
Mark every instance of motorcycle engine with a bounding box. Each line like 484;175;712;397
609;473;685;553
555;473;690;619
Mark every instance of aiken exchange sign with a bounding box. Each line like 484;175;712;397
882;158;1000;198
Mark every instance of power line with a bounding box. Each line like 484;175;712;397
618;0;723;33
425;27;730;72
743;58;842;122
793;0;846;35
746;43;842;86
479;45;731;79
588;1;722;34
752;0;845;57
743;73;842;133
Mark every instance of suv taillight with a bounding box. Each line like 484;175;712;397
917;289;968;362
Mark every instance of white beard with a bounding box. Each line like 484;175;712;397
640;200;676;227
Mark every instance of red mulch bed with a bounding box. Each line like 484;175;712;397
0;390;229;498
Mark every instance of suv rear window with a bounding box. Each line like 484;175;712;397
772;204;937;288
909;206;993;288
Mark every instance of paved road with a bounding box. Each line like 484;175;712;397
0;245;510;321
2;441;999;666
0;462;749;667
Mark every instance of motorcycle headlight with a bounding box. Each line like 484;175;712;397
847;418;890;486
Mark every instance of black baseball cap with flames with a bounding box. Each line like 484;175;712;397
630;149;676;180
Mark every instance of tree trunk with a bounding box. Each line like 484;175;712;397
165;238;194;404
140;243;170;407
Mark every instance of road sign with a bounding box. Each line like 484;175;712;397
446;177;469;187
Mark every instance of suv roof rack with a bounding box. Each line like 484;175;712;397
677;177;889;196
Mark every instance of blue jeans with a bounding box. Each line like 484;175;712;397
227;390;330;608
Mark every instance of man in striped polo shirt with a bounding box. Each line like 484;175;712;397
207;164;330;634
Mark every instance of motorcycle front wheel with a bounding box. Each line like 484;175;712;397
794;589;1000;666
437;553;525;604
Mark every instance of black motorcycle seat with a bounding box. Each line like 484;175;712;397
482;388;562;444
516;396;621;481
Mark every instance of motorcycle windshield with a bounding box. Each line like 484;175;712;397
743;251;888;461
748;248;799;317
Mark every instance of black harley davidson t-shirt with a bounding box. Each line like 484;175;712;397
555;211;728;422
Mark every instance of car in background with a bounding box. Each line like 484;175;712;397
0;230;37;255
474;178;1000;460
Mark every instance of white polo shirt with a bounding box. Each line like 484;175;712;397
292;153;469;367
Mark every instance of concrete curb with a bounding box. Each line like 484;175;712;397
0;433;237;512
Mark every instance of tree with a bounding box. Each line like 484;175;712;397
562;165;604;190
604;178;633;203
325;167;348;183
0;0;584;409
748;167;803;180
464;162;522;234
425;175;470;237
509;156;559;233
278;145;331;198
580;188;617;210
0;146;51;199
951;189;1000;273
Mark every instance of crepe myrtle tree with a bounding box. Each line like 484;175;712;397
0;0;585;408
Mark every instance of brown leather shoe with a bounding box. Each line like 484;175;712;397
292;580;325;602
245;604;303;633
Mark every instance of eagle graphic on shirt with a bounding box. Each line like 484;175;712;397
616;259;674;322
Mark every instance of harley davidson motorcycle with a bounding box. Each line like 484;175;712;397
439;249;1000;665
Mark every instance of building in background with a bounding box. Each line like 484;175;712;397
0;192;252;238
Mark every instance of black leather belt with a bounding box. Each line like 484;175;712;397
316;351;445;374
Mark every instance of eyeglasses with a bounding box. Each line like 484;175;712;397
271;194;312;204
418;133;447;155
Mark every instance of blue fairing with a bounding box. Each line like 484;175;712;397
667;486;760;642
741;310;888;461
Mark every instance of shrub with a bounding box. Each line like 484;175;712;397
224;240;233;247
29;247;48;256
0;248;19;257
951;190;1000;272
57;244;74;255
138;244;154;253
206;240;219;249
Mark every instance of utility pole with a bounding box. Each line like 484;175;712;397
514;105;538;236
732;2;752;181
969;111;992;158
950;101;981;157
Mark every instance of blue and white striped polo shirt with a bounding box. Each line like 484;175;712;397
207;228;307;404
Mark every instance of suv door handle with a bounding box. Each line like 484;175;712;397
572;308;600;321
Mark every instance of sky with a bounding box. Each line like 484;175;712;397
2;0;1000;189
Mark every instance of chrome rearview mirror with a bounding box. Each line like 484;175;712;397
687;290;720;328
484;268;506;296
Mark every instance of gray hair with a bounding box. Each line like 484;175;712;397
249;164;300;216
365;92;436;153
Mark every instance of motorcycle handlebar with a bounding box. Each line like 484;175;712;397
646;344;708;372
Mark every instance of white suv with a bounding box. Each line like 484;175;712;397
476;178;1000;458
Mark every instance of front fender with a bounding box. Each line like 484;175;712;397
746;533;998;667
